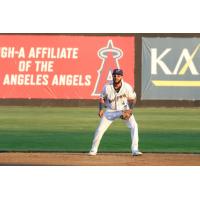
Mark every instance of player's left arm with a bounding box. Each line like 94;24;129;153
98;85;107;118
127;84;137;109
128;96;136;109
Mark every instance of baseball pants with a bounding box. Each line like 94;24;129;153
90;110;139;154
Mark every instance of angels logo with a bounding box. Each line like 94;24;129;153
92;40;123;96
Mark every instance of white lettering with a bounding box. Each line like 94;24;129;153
35;61;54;72
0;47;15;58
18;48;25;58
28;47;79;59
3;74;49;86
18;61;32;72
85;75;91;86
51;74;91;86
151;48;172;75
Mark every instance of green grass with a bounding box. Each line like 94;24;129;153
0;106;200;153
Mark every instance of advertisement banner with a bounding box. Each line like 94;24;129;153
142;37;200;100
0;35;135;99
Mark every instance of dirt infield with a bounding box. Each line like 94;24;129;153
0;152;200;166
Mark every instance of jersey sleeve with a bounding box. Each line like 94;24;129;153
126;84;136;100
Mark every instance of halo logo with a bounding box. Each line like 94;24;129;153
92;40;123;96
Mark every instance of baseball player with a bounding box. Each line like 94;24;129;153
89;68;142;156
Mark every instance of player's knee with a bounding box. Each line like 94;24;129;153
135;122;138;129
96;127;105;134
130;121;138;129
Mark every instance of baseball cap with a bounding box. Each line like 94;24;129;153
112;68;123;76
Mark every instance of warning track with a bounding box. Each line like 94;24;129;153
0;152;199;166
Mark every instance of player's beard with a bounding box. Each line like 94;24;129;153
113;78;122;85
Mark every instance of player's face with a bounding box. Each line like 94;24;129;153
113;74;122;84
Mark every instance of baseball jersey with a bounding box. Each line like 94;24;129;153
100;81;136;111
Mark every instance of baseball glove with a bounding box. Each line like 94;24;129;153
120;110;132;120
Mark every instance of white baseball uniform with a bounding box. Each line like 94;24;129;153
90;80;139;154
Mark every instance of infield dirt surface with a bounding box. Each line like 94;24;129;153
0;152;199;166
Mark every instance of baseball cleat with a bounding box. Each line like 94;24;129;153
132;151;143;156
88;150;97;156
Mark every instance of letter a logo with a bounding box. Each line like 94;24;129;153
92;40;123;96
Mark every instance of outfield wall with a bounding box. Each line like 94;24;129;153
1;33;200;107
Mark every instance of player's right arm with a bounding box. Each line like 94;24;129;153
98;98;104;118
98;85;107;118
